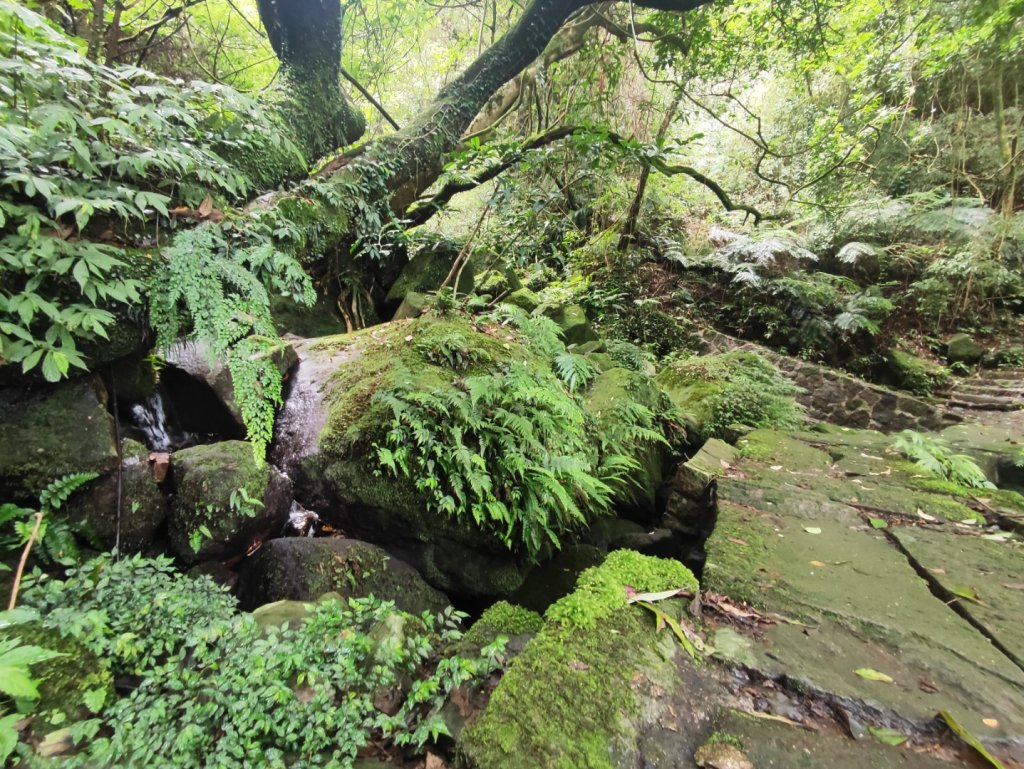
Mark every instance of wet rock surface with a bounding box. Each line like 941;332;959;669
0;377;118;503
167;440;292;565
64;439;168;552
694;427;1024;759
237;536;450;616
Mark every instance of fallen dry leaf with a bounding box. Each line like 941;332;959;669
426;752;447;769
810;560;827;568
919;677;939;693
726;537;749;547
982;718;999;729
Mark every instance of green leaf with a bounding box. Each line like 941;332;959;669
869;517;888;529
0;713;21;765
854;668;894;683
0;666;42;699
82;687;106;714
867;726;908;746
939;711;1007;769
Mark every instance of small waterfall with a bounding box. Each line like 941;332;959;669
128;392;174;452
117;365;246;453
125;390;201;452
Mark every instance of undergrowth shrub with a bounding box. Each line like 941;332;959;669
0;2;302;386
659;351;804;439
19;554;498;768
22;553;237;675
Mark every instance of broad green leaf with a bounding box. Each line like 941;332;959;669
855;668;894;683
0;667;41;699
867;726;908;746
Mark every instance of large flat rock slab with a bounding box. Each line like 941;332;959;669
891;526;1024;668
698;428;1024;755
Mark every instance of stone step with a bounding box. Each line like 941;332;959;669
952;383;1024;396
947;395;1024;411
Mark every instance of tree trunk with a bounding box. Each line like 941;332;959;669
256;0;366;162
291;0;708;232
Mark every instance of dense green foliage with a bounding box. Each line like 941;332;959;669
0;3;301;381
377;307;668;559
15;553;498;767
0;472;97;565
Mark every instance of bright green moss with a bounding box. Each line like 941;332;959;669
737;430;833;471
457;601;543;653
457;551;697;769
655;352;803;441
701;502;774;607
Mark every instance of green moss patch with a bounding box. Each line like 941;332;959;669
655;352;803;442
458;551;697;769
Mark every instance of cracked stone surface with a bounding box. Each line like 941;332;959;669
694;426;1024;762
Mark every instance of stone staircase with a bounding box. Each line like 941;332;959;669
940;367;1024;430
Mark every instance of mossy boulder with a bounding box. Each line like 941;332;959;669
537;303;598;346
946;333;985;365
475;264;522;297
270;292;347;338
457;551;698;769
585;367;672;517
655;351;803;443
274;316;542;596
392;290;430;320
0;621;115;737
881;349;949;395
0;377;118;505
384;237;473;307
65;439;168;552
456;601;543;657
167;440;292;565
275;314;678;598
236;537;449;615
504;287;540;312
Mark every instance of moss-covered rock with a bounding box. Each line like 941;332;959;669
475;264;522;297
0;622;114;737
946;333;985;365
457;551;697;769
881;349;950;395
167;440;292;565
65;439;168;552
270;291;347;338
504;287;540;312
236;537;449;615
457;601;544;656
392;290;430;320
585;367;672;517
537;303;599;346
0;377;118;505
655;352;803;443
384;237;473;307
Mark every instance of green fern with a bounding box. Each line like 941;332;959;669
374;314;669;559
890;430;995;490
553;352;594;393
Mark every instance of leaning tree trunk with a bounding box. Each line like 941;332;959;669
256;0;366;162
259;0;710;285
